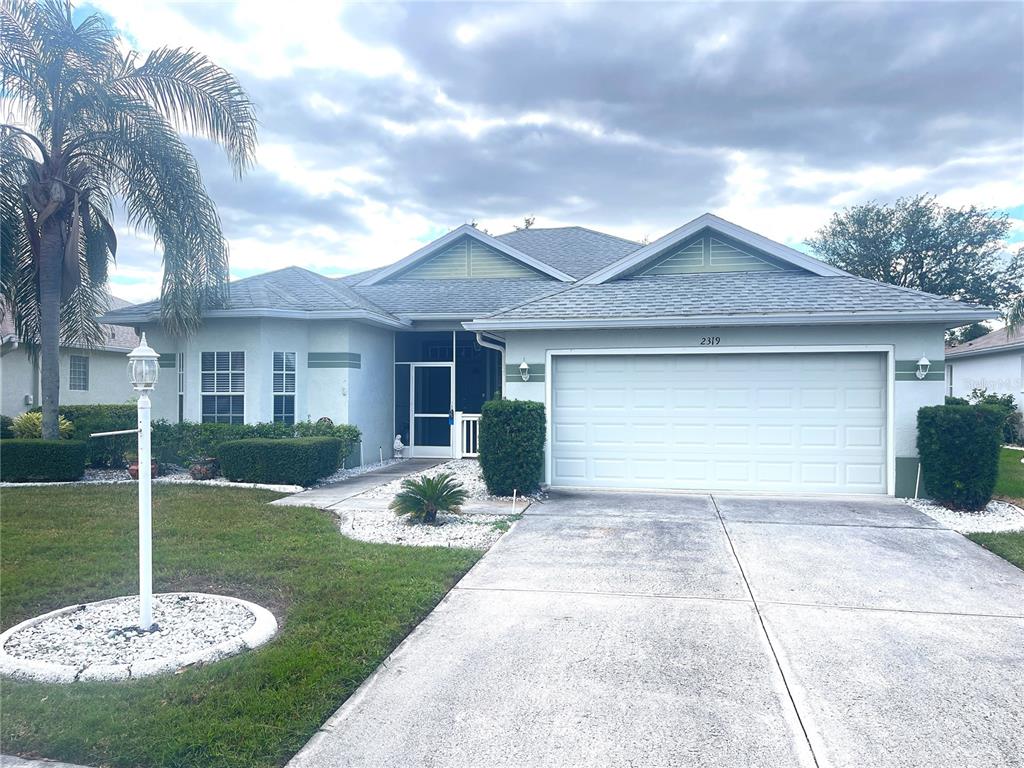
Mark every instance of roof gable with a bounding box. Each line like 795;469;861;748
359;224;573;286
581;213;847;284
400;236;540;279
641;229;800;275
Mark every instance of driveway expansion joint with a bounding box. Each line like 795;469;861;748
710;493;821;768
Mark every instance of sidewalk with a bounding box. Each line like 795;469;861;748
270;459;445;510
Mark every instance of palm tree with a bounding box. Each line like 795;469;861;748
1;0;257;438
389;472;469;525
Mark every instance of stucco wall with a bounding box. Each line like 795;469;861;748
1;346;135;415
1;348;35;415
947;350;1023;400
138;318;394;466
347;323;396;465
500;323;948;495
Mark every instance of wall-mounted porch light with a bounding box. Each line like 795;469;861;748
916;356;931;380
519;360;531;382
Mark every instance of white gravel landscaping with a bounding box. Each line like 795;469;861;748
313;458;405;487
0;592;277;683
358;459;510;501
335;508;517;549
906;498;1024;533
0;468;302;493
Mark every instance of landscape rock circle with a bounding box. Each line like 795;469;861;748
0;592;277;683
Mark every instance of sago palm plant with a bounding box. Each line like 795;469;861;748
1;0;257;438
389;472;469;525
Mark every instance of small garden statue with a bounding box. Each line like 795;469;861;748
393;434;405;458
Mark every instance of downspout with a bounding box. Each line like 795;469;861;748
475;331;506;399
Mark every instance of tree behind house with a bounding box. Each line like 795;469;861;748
806;194;1022;337
0;0;257;438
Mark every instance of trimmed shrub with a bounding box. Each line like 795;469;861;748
27;404;138;466
217;437;342;486
479;399;546;496
0;415;14;439
917;404;1004;510
152;419;360;468
1;439;88;482
11;411;73;439
62;404;137;467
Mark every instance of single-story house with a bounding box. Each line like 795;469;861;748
1;297;139;416
945;327;1024;401
101;213;996;497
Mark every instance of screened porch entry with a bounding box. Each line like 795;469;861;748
394;331;503;458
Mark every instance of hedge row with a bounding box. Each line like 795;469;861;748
1;439;88;482
152;419;360;467
918;404;1004;510
44;404;137;466
218;437;342;486
478;398;546;496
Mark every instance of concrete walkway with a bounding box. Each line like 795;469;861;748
288;491;1024;768
270;459;445;510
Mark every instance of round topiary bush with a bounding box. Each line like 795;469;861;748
478;399;546;496
917;404;1004;510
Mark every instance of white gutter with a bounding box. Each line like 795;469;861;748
464;308;998;332
475;331;507;398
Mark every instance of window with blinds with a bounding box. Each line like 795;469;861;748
273;351;296;424
201;351;244;424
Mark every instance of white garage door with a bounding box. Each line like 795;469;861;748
551;352;888;494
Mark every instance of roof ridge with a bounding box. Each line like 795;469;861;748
495;225;641;246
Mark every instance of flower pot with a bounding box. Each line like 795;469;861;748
127;460;159;480
189;458;220;481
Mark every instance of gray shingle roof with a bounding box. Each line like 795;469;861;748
353;278;565;317
946;326;1024;358
493;227;641;280
469;272;995;326
101;267;399;323
3;296;139;350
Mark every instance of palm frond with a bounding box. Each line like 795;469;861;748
113;47;258;176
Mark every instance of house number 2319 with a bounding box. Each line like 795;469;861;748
700;336;721;346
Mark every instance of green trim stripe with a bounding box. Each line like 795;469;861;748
158;353;177;368
308;352;361;369
895;359;944;381
505;362;545;382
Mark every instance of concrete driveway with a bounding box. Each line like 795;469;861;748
289;491;1024;768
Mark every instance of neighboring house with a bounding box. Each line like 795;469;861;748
101;213;995;496
945;327;1024;400
1;297;140;416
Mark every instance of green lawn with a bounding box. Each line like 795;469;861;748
995;446;1024;503
0;485;480;767
968;448;1024;571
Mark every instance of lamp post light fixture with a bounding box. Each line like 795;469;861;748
915;356;931;380
519;360;531;382
127;333;159;630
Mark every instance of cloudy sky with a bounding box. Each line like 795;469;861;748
80;0;1024;304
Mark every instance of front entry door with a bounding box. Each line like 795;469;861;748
410;364;453;458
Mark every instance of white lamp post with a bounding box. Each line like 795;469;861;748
127;333;159;630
